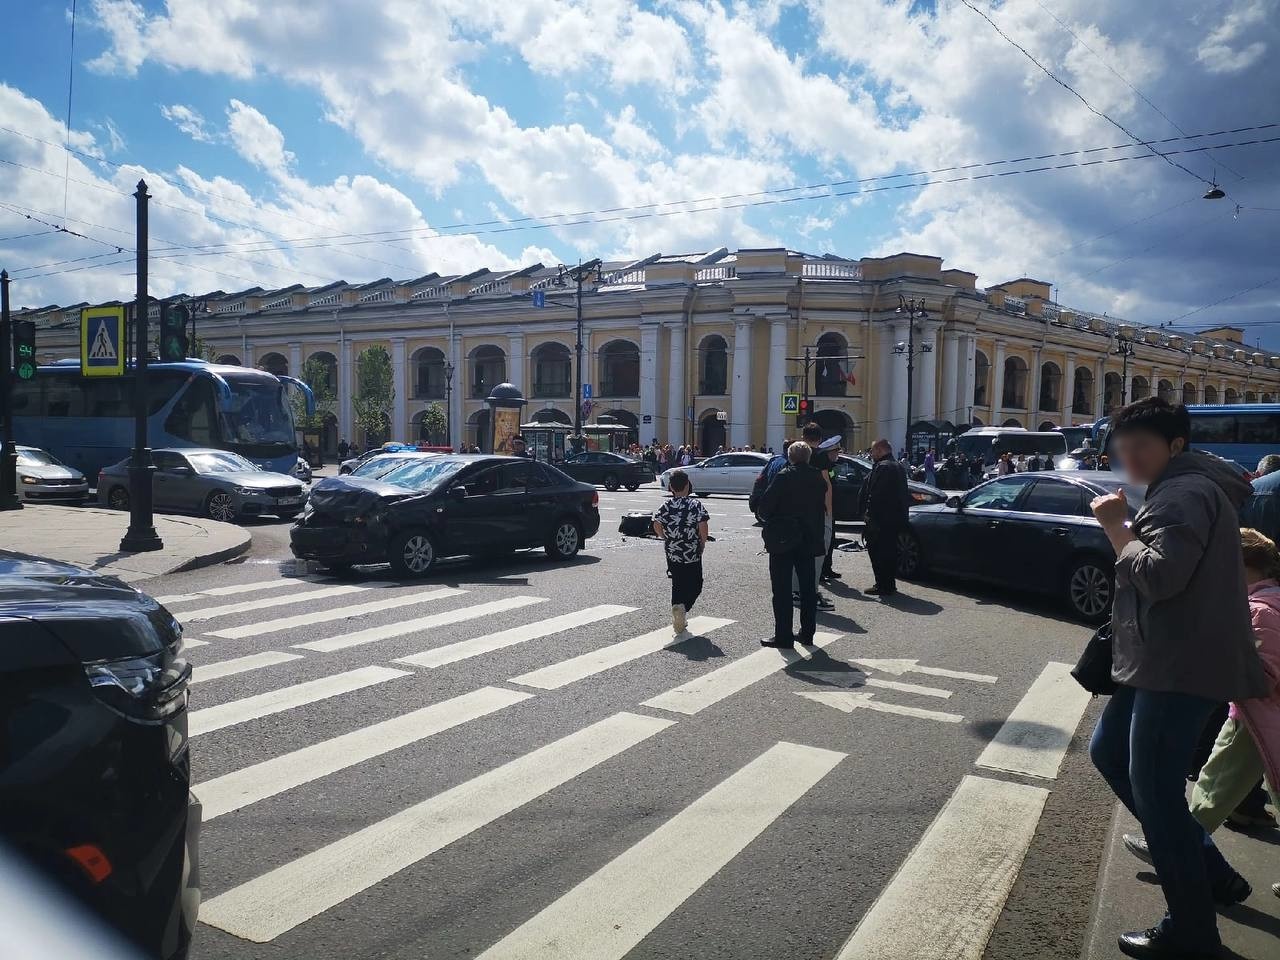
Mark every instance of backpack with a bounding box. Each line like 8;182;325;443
750;454;788;509
618;511;654;537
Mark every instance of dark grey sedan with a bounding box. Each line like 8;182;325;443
98;448;306;523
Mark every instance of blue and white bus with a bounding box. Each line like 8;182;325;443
10;359;315;480
1094;404;1280;470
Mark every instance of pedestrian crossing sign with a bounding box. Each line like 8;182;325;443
80;306;125;377
780;393;800;415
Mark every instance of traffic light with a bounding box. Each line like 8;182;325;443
159;303;190;362
795;397;810;427
12;320;36;380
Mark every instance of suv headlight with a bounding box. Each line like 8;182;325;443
234;485;259;496
85;649;190;722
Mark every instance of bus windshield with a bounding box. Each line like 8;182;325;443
220;376;296;448
955;431;1068;466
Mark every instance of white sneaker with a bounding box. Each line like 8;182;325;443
672;604;687;633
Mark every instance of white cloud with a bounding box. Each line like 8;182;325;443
607;106;666;159
225;99;294;177
1196;0;1271;74
160;103;214;143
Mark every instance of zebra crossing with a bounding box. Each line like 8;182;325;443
164;571;1071;958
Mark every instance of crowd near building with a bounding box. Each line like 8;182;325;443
21;247;1280;459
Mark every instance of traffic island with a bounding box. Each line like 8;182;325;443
0;505;250;583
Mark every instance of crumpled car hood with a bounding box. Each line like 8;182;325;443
307;475;415;521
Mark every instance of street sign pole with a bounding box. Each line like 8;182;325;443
120;180;162;552
0;270;21;511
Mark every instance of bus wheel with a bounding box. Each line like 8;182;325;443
107;486;130;511
205;491;238;524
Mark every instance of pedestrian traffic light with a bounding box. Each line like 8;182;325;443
795;397;810;427
159;303;190;362
12;320;36;380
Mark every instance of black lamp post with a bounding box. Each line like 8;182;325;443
1115;337;1136;407
893;294;932;460
551;259;602;452
0;269;20;511
443;360;455;448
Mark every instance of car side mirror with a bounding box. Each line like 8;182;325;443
450;485;468;500
172;466;194;476
946;495;962;509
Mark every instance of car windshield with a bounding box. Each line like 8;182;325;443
187;451;260;473
221;376;296;447
354;455;421;479
380;457;467;492
16;449;62;467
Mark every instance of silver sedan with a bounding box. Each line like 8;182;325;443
97;448;306;523
16;446;89;504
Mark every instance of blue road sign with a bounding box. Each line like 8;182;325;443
582;383;592;399
532;290;545;308
80;306;125;377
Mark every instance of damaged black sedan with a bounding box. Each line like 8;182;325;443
291;454;601;576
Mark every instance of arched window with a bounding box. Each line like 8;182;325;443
1104;372;1123;413
971;416;985;427
304;351;338;401
1002;356;1028;409
1038;420;1057;431
468;408;490;452
1224;387;1239;404
412;347;446;399
815;332;849;397
469;345;506;399
257;352;288;376
814;409;853;447
698;410;726;454
1073;367;1094;416
215;354;241;366
1203;384;1219;404
599;339;639;397
1003;417;1023;427
698;335;729;396
531;342;572;398
974;351;990;407
530;407;571;424
1131;376;1150;401
1182;382;1197;406
412;409;444;445
1157;379;1175;403
1039;362;1061;412
1264;393;1275;404
1246;390;1257;403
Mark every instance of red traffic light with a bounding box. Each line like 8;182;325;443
798;399;809;413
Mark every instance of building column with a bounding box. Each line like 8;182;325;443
1063;353;1077;423
940;330;960;424
766;316;788;451
961;334;977;425
730;316;754;447
1219;379;1228;404
917;324;939;423
506;333;525;393
639;323;659;438
338;336;353;442
991;341;1007;424
666;323;686;446
1150;366;1160;402
1030;346;1044;424
888;321;909;451
391;337;407;441
449;332;462;447
288;341;302;378
1093;357;1105;418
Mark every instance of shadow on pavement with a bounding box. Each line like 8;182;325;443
667;634;726;662
879;592;943;615
967;717;1070;745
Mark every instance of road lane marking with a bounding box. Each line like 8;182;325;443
198;711;675;942
294;596;548;652
178;584;381;623
975;661;1090;780
835;775;1048;960
396;604;636;669
854;657;998;684
475;741;845;960
508;616;734;690
188;666;409;737
196;686;532;821
154;577;313;605
640;632;839;715
183;638;209;649
190;651;303;685
207;587;466;639
796;690;963;723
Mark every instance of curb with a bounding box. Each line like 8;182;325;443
167;527;252;576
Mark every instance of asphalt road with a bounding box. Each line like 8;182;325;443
145;482;1115;960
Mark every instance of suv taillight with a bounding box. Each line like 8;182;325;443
591;491;599;507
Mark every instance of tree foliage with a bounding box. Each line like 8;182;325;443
353;345;395;445
419;402;447;444
292;355;338;429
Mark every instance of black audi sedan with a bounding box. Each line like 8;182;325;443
0;552;199;959
292;454;602;576
558;450;655;491
898;472;1143;623
830;455;948;521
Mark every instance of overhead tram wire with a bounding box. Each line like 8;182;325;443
60;0;78;226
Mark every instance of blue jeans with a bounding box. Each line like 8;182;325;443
1089;685;1231;949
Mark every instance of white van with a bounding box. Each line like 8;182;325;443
951;427;1069;471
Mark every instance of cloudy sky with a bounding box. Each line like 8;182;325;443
2;1;1278;343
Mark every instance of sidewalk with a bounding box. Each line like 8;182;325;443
0;505;250;583
1084;800;1280;959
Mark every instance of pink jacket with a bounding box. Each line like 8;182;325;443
1234;580;1280;792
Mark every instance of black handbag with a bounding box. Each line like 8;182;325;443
1071;621;1117;695
761;516;804;554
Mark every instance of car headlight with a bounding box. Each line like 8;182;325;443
85;650;190;721
234;485;259;496
19;475;37;484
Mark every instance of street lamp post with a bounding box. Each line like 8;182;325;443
0;269;20;511
1115;337;1136;407
550;259;602;451
443;360;455;449
893;294;931;460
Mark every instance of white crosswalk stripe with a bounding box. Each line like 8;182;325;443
509;616;734;690
196;686;533;821
178;584;382;623
188;665;410;737
198;711;675;942
475;740;844;960
190;651;303;685
293;595;549;653
206;586;466;639
395;604;636;669
154;577;313;605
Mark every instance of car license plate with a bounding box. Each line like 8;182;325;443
276;496;300;506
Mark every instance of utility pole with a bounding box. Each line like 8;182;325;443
119;180;162;552
894;294;931;460
1115;336;1136;407
0;270;20;510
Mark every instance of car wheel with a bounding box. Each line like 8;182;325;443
897;529;923;579
546;517;582;560
390;529;436;577
1067;556;1113;624
107;485;130;511
603;473;620;492
624;482;639;492
205;491;238;523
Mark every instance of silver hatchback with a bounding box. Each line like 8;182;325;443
97;448;306;523
16;446;89;504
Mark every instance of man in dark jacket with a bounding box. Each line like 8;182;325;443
756;441;828;648
862;438;910;596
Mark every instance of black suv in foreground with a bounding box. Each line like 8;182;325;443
292;454;602;576
0;553;199;959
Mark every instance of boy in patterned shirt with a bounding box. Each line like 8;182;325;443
653;469;710;634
